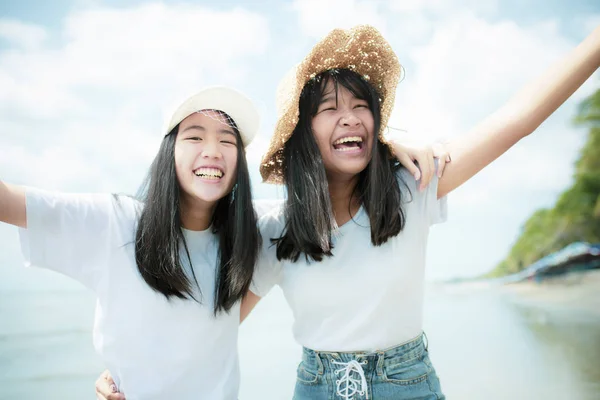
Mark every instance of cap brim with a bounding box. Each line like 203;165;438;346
166;86;260;147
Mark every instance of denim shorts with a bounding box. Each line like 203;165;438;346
293;333;444;400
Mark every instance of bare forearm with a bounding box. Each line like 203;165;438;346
439;116;526;198
0;181;27;228
438;26;600;198
501;26;600;132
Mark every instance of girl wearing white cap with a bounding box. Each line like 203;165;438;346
250;25;600;400
4;81;446;400
0;87;266;400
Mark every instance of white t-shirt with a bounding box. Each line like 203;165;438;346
252;168;447;352
19;188;262;400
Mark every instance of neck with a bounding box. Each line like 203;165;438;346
179;194;216;231
327;173;361;226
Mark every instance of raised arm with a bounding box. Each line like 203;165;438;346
438;25;600;199
0;181;27;228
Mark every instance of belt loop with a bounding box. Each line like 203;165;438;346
422;331;429;351
315;351;324;375
376;352;384;376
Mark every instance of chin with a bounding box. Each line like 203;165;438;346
328;160;370;177
190;186;232;204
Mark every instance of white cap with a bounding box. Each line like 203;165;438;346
165;86;260;147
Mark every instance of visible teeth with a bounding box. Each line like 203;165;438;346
333;136;363;145
194;168;223;178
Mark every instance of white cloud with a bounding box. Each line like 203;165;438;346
0;4;269;120
389;0;499;16
0;20;47;49
246;134;270;166
383;0;500;45
582;14;600;33
292;0;387;38
389;14;587;196
389;0;434;12
60;4;268;89
0;4;270;193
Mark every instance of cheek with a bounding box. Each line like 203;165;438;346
174;145;190;185
366;114;377;135
368;120;375;136
225;149;239;179
361;112;375;135
175;142;198;165
311;121;331;153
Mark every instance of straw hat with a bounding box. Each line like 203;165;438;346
260;25;401;183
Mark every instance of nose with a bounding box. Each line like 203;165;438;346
200;138;222;159
339;109;362;127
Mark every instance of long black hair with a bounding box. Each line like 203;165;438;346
134;117;260;314
274;68;406;262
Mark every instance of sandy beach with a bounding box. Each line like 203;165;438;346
502;269;600;317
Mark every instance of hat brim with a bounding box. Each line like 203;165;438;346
166;86;260;148
259;25;401;184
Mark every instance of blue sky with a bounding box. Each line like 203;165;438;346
0;0;599;283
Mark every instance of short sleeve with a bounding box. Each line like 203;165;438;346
18;188;121;291
425;172;447;226
249;206;285;297
398;161;448;226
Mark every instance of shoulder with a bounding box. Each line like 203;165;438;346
110;194;144;225
257;201;286;238
396;163;447;225
395;167;417;202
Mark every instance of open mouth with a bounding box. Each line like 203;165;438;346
332;136;364;152
193;167;224;180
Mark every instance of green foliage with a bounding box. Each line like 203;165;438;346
487;89;600;277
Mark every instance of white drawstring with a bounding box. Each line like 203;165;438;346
332;359;369;400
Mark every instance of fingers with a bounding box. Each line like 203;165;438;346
95;370;126;400
396;152;421;181
427;149;435;188
437;153;451;177
414;149;434;191
432;143;452;178
437;156;447;178
95;371;108;400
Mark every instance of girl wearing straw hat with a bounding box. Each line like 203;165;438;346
0;87;267;400
95;24;599;400
248;25;600;400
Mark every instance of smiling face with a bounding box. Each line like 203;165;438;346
311;80;375;180
174;110;239;207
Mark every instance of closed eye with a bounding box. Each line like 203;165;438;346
220;140;236;145
318;107;336;113
187;136;202;141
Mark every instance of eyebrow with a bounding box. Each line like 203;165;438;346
319;83;341;106
182;124;237;137
319;95;336;105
